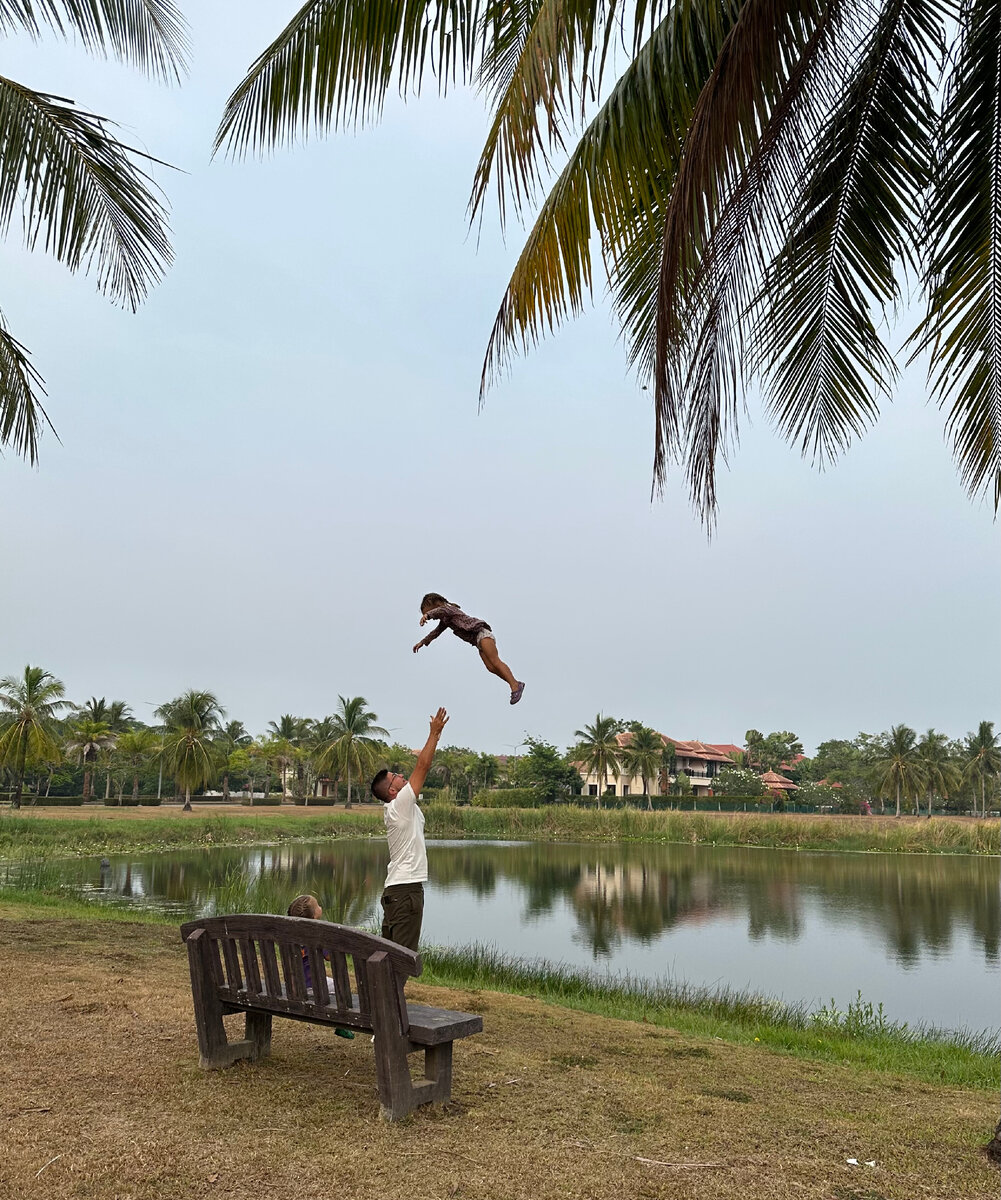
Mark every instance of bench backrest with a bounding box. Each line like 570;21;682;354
179;914;421;1035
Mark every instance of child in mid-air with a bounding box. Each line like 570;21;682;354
287;894;353;1038
413;593;525;704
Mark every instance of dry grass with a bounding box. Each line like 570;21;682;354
1;917;997;1200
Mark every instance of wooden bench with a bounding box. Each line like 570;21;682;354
179;914;482;1120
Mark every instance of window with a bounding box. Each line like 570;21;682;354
622;785;630;795
588;784;598;796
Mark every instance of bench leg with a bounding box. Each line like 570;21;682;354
187;930;264;1070
245;1010;272;1061
422;1042;453;1104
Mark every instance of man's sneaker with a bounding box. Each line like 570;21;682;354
510;681;525;705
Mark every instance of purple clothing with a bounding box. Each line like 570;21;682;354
300;946;329;990
421;604;491;648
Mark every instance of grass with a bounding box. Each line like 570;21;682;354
418;944;1000;1090
2;889;996;1089
1;911;998;1200
2;803;997;858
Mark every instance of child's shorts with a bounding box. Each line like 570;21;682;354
475;628;496;648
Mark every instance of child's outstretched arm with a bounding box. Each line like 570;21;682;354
413;618;448;653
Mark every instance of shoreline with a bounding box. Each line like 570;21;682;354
2;893;997;1088
1;803;997;859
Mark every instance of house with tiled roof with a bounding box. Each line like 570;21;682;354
576;731;741;798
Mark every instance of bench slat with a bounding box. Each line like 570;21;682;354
279;942;306;1002
307;946;329;1005
260;939;282;998
329;949;352;1012
221;937;243;992
354;956;371;1017
239;938;262;996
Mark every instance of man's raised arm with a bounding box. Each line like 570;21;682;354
408;707;449;797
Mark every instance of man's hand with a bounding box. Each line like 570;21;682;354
413;641;423;654
419;615;428;627
429;707;449;740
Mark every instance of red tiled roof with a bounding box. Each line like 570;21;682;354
608;731;739;763
759;770;798;790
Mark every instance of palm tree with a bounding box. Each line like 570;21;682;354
871;725;926;818
965;721;1001;818
622;726;664;810
77;698;133;797
218;3;1001;522
573;714;622;810
917;729;961;818
0;665;69;807
155;690;224;811
0;2;187;464
316;696;389;810
218;720;251;801
64;720;117;803
266;715;311;797
115;727;159;804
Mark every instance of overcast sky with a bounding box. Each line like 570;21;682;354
1;2;998;756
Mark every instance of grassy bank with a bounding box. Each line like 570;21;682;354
2;803;997;857
1;891;995;1088
3;915;996;1200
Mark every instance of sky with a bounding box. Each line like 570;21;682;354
1;2;998;756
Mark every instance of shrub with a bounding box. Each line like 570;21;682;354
241;796;282;807
139;796;162;806
471;788;541;808
8;795;84;807
104;797;140;807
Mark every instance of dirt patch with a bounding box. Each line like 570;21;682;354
0;917;997;1200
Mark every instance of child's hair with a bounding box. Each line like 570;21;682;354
288;894;318;919
420;592;453;612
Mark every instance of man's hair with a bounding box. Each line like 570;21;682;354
371;768;390;801
420;592;451;612
288;894;317;919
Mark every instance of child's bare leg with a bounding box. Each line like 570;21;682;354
478;638;518;691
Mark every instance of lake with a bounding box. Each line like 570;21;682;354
10;839;998;1035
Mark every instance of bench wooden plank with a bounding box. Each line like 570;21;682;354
329;949;352;1011
307;946;329;1006
221;937;243;992
239;938;262;996
260;939;281;998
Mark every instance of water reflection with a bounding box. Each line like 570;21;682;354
8;840;998;1030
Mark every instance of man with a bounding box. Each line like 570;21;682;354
369;706;448;951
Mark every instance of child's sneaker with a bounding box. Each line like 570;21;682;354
510;682;525;705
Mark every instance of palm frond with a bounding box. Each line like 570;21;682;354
480;0;729;397
652;0;824;513
215;0;484;157
910;0;1001;508
657;0;845;518
469;0;620;225
754;0;942;469
0;75;172;309
0;313;53;463
0;0;188;81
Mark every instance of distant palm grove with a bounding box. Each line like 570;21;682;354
0;665;997;817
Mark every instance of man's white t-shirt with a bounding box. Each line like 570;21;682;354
383;782;428;888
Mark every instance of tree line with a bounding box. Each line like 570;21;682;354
570;717;1000;817
1;666;997;816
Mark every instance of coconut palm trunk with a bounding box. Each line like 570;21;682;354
895;779;901;818
183;786;192;812
133;773;140;803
